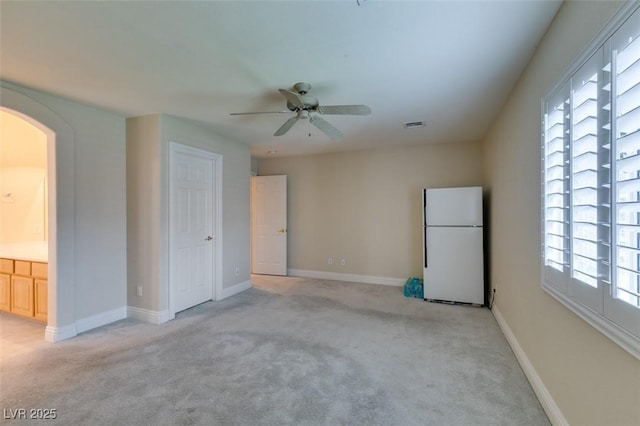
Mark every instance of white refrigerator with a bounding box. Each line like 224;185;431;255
422;187;484;305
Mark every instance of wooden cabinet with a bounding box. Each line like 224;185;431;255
15;260;31;276
34;279;48;321
0;273;10;311
0;258;47;322
32;262;48;279
0;258;13;274
11;275;34;317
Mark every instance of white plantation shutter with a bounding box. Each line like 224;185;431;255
541;3;640;359
606;8;640;338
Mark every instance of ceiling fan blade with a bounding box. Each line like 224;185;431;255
278;89;305;109
310;116;342;140
274;116;299;136
318;105;372;115
230;111;290;115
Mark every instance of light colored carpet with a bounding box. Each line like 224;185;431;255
1;275;549;425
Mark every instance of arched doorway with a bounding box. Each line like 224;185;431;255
0;109;47;318
1;108;52;340
1;85;76;342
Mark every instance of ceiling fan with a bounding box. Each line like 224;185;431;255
230;82;371;140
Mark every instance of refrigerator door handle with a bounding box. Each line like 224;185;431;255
423;188;428;268
424;226;428;268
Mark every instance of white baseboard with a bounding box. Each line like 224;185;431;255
127;306;170;324
76;306;127;334
492;306;567;426
44;323;77;343
220;279;252;300
44;306;128;343
288;269;405;287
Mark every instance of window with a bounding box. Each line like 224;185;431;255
542;3;640;360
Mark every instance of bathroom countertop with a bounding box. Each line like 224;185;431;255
0;241;48;263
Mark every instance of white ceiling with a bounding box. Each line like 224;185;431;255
0;1;562;158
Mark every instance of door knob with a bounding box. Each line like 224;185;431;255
205;236;213;241
278;228;287;233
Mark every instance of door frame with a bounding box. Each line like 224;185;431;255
1;84;75;342
168;142;222;320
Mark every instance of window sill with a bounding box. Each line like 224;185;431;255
542;282;640;360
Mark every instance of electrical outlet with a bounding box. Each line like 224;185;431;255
327;257;333;265
136;285;142;297
341;259;346;266
235;266;240;276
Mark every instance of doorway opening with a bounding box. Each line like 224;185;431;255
0;108;55;353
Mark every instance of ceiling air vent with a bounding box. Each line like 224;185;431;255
404;121;425;129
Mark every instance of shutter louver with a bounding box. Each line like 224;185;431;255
571;71;599;288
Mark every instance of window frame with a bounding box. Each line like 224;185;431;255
540;1;640;361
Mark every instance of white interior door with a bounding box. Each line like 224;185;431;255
251;175;287;275
170;144;216;313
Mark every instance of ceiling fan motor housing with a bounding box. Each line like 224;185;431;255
286;94;319;112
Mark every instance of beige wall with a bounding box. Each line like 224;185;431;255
483;1;640;425
0;110;48;243
161;115;251;293
126;115;162;311
127;114;251;314
258;142;483;280
0;167;46;243
1;80;127;333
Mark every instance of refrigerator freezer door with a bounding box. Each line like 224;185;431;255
424;226;484;305
425;187;483;227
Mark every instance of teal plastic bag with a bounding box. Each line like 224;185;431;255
403;277;423;298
